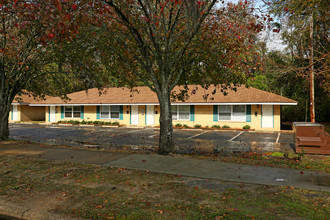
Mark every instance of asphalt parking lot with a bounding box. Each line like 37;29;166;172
9;124;294;153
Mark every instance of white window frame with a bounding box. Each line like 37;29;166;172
100;105;120;119
64;106;81;118
218;105;246;122
172;105;190;121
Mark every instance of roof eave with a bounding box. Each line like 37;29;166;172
29;102;298;106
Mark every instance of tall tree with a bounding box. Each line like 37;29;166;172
263;0;329;122
83;0;264;154
0;0;81;140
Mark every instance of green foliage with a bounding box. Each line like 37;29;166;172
259;0;330;122
104;122;112;125
93;121;99;125
175;123;182;128
243;125;251;129
73;121;80;125
247;75;269;91
212;125;221;129
81;120;87;124
112;121;120;126
194;124;202;128
222;125;230;129
183;124;189;128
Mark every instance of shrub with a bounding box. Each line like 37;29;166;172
194;124;202;128
104;122;112;125
81;120;87;124
212;125;220;129
57;120;63;124
112;121;120;126
243;125;251;129
87;121;94;125
72;121;80;125
183;124;189;128
93;121;99;125
222;125;230;128
175;123;182;128
68;120;74;124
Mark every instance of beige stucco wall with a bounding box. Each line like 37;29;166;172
20;106;45;121
166;104;280;131
46;105;131;126
171;105;254;129
44;104;281;131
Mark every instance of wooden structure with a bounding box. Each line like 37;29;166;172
293;122;330;154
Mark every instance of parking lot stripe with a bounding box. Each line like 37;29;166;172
276;132;281;144
229;131;244;141
119;129;144;136
186;131;209;140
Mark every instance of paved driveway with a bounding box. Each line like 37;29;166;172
9;124;294;153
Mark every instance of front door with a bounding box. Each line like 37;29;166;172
131;105;139;125
12;105;18;121
262;105;273;128
50;106;56;122
146;105;154;125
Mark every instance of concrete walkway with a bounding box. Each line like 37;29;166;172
0;142;329;192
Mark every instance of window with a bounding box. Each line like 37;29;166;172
219;105;246;121
172;105;190;120
64;106;81;118
100;105;120;119
233;105;245;121
219;105;231;121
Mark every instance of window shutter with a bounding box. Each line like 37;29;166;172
80;106;84;119
213;105;218;121
190;105;195;121
119;105;123;120
96;106;100;119
61;106;64;119
246;105;251;122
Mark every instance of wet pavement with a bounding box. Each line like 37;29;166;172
9;124;295;153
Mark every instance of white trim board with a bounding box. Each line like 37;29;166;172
11;103;29;106
29;102;297;107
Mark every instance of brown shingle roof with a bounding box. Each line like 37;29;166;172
29;85;297;105
12;91;53;105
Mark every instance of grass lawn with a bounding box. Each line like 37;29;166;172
0;155;329;219
182;151;330;173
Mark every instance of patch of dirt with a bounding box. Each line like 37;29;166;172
0;191;75;220
6;191;70;211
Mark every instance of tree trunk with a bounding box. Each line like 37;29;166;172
158;92;175;155
0;104;10;141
